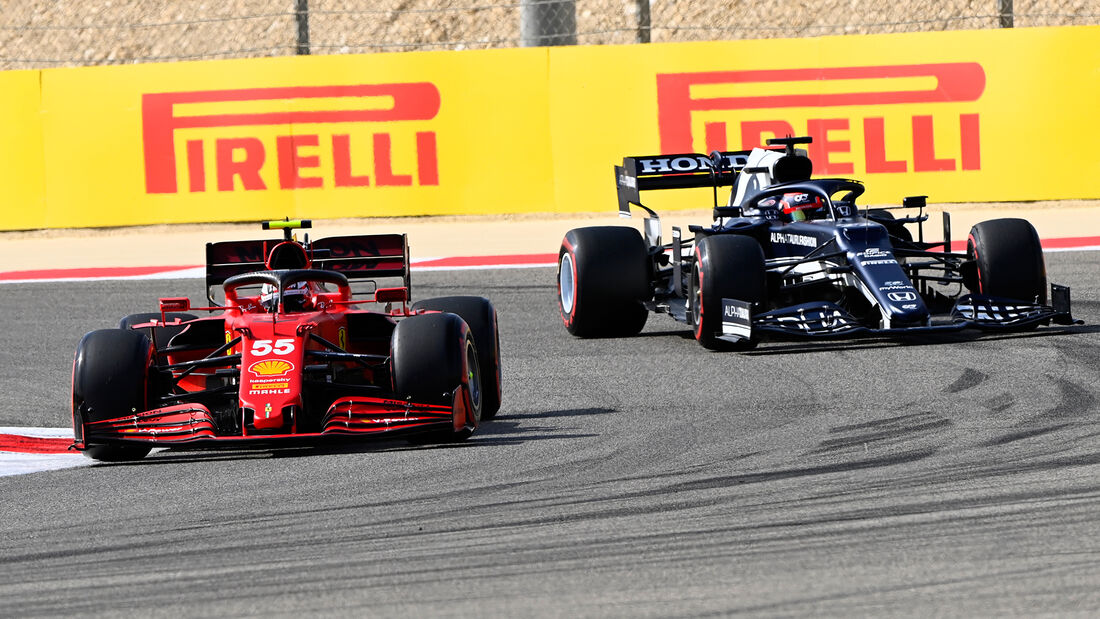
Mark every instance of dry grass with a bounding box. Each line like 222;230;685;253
1;0;1097;69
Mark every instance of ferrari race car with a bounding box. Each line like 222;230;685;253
557;137;1079;350
72;220;502;461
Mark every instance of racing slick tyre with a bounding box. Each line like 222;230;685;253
119;312;198;348
691;235;766;351
867;209;914;245
72;329;154;462
966;218;1048;303
558;226;650;338
392;313;482;443
410;296;502;420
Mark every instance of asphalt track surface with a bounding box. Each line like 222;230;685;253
2;252;1099;617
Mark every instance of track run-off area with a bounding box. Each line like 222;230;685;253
0;236;1098;614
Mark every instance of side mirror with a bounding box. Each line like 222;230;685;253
159;297;191;323
374;287;408;304
159;297;191;313
903;195;927;209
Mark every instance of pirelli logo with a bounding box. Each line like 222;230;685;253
656;63;985;174
142;83;440;194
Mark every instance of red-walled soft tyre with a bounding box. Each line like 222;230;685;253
967;218;1047;303
411;296;501;420
690;235;766;351
72;329;154;462
558;226;650;338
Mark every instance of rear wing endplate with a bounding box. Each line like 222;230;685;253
615;151;750;215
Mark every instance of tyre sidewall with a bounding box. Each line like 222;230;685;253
410;296;501;419
72;329;154;460
558;226;650;337
391;313;482;431
692;235;766;350
967;218;1047;303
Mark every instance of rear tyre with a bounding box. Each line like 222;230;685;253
967;218;1047;303
392;313;482;442
558;226;650;338
411;296;502;420
119;312;198;348
691;235;766;351
72;329;154;461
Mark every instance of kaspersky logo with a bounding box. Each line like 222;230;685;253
656;63;984;174
142;83;440;194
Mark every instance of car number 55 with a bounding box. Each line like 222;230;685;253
251;339;295;356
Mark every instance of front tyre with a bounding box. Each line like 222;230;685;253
72;329;154;461
967;218;1047;303
119;312;198;358
558;226;650;338
410;296;502;420
691;235;766;351
867;208;914;246
392;313;482;442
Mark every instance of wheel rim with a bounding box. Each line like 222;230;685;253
465;339;482;413
559;252;576;314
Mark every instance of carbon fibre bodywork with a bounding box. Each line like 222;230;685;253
566;137;1079;348
72;222;495;458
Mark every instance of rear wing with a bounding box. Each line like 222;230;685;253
205;233;410;303
615;151;751;215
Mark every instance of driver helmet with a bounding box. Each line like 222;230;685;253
780;192;826;222
259;281;312;313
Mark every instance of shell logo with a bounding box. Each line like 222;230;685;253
248;359;294;377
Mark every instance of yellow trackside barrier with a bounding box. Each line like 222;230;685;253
0;70;47;230
548;25;1100;212
0;25;1096;230
35;49;553;229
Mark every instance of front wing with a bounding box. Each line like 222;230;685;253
74;388;473;450
718;285;1080;343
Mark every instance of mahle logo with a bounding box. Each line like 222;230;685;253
656;63;984;175
142;83;440;194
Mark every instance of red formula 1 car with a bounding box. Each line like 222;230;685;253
71;220;502;461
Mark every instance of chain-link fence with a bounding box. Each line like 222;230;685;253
2;0;1097;70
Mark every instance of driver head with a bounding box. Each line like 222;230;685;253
780;193;826;222
259;281;312;313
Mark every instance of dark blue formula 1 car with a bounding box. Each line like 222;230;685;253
557;137;1079;350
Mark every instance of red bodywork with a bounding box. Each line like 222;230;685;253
74;231;476;451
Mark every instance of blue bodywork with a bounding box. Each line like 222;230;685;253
609;141;1078;346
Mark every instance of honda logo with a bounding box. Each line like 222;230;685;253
888;291;918;302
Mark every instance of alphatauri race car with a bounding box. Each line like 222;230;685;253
72;220;501;461
557;137;1079;350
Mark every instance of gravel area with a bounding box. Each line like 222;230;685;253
1;0;1097;69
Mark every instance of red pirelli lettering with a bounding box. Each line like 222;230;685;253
216;138;266;191
657;62;986;175
143;83;441;194
807;118;853;175
863;117;906;174
740;120;796;150
333;134;370;187
276;135;323;189
656;62;986;151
